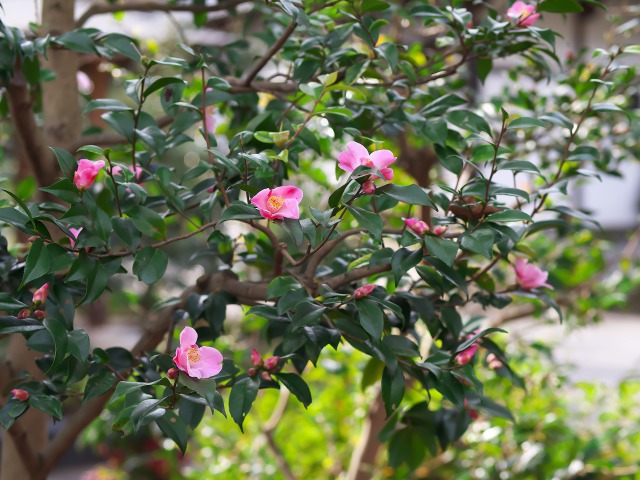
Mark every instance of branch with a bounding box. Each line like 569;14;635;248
262;389;295;480
1;412;42;478
326;264;391;290
243;21;297;86
76;0;250;27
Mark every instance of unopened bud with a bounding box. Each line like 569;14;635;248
455;343;479;366
248;368;257;377
17;309;30;319
362;180;376;195
11;389;29;401
32;283;50;305
167;368;179;379
33;310;45;320
251;349;263;367
486;353;504;370
264;356;280;370
354;284;376;299
433;225;448;236
261;371;272;381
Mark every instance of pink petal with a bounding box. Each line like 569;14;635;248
251;189;271;211
278;198;301;219
179;326;198;349
346;141;369;159
188;347;223;378
337;151;359;172
380;167;394;180
369;149;396;169
271;185;303;202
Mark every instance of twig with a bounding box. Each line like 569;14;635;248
244;21;297;86
76;0;249;27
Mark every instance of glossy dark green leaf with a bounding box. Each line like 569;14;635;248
44;318;68;374
84;368;116;401
218;202;263;223
20;238;51;288
156;410;189;455
132;246;168;285
275;372;312;408
0;316;45;334
355;298;384;340
376;184;436;209
381;366;405;417
424;236;458;267
29;395;62;420
346;205;382;239
460;229;495;259
229;376;260;432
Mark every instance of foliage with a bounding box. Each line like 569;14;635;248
0;0;638;477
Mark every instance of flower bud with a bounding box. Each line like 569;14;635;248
261;371;273;381
362;180;376;195
354;284;376;299
248;368;257;377
433;225;448;236
32;283;50;305
455;343;479;366
265;356;280;370
251;348;263;367
28;236;38;243
167;368;179;379
33;310;45;320
486;353;504;370
17;309;30;319
403;217;429;235
11;389;29;401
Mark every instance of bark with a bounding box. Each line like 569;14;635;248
346;393;387;480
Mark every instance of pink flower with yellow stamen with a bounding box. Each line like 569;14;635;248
338;142;396;181
173;326;223;379
251;186;303;221
507;1;540;27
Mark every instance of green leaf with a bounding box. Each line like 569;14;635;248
455;327;507;353
111;217;142;251
460;229;495;259
477;57;492;83
539;0;583;13
156;411;189;455
355;298;384;340
391;248;423;283
44;318;68;374
498;160;543;177
40;179;80;203
424;236;458;267
143;77;185;98
376;184;436;209
127;205;166;239
267;276;301;300
131;397;168;432
29;395;63;420
84;368;116;401
0;207;30;231
20;238;51;288
486;210;532;222
381;366;405;416
389;427;427;470
132;246;168;285
84;99;133;113
448;109;492;136
275;372;312;408
507;117;547;129
0;316;45;334
229;376;260;432
109;380;164;405
290;301;326;330
346;205;382;239
218;202;263;223
180;376;219;415
0;294;27;311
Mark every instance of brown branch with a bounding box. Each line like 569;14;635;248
0;411;42;478
262;389;295;480
326;264;391;290
76;0;250;27
243;21;297;86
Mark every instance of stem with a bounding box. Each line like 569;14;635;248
130;72;148;172
244;21;297;86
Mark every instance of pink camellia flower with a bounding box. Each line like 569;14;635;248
455;343;479;366
362;180;376;195
11;389;29;401
514;258;553;290
112;165;144;182
338;142;396;181
264;356;280;370
251;186;303;221
32;283;49;305
251;348;263;367
68;227;83;248
403;217;429;235
433;225;448;237
74;159;105;191
354;284;376;299
507;1;540;27
173;326;223;379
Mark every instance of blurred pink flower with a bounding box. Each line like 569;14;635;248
338;142;396;180
74;159;105;190
354;284;376;299
68;227;83;248
112;165;143;182
173;326;223;379
32;283;49;304
251;186;303;220
10;389;29;401
514;258;552;290
251;348;263;367
403;217;429;235
76;71;93;94
433;225;448;236
265;356;280;370
455;343;479;366
507;1;540;27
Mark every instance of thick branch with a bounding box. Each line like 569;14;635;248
1;413;42;477
76;0;250;27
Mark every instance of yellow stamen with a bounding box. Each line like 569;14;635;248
267;195;285;212
187;346;201;363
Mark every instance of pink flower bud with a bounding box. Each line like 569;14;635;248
74;159;105;191
11;389;29;401
486;353;504;370
251;349;263;367
354;284;376;299
17;309;30;319
362;181;376;195
167;368;179;379
265;356;280;370
33;310;45;320
403;217;429;235
248;368;257;377
514;258;553;290
32;283;49;305
433;225;448;236
455;343;479;366
261;371;273;381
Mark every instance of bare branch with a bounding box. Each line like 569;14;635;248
76;0;250;28
327;264;392;290
243;21;297;86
